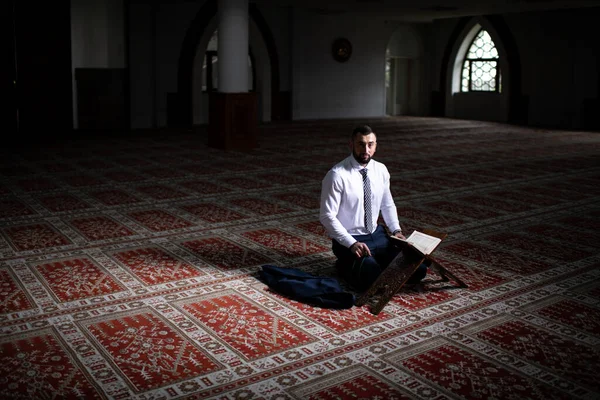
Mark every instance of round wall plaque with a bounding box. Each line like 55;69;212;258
332;38;352;62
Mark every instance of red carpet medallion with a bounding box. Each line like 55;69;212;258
1;117;599;399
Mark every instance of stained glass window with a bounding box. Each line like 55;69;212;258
461;29;501;92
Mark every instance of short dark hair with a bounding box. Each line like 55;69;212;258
352;124;373;139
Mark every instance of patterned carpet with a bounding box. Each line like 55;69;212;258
1;116;599;399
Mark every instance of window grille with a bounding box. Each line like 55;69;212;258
461;29;501;92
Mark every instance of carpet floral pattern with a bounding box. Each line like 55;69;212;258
1;117;599;399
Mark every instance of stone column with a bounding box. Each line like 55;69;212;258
208;0;257;150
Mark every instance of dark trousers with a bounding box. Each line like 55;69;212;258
332;225;428;292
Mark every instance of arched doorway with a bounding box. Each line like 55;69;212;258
385;25;423;116
176;0;282;126
192;28;259;125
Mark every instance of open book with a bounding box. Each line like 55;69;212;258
390;230;442;255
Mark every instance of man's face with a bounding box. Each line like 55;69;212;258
351;133;377;165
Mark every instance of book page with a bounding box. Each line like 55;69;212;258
405;231;442;255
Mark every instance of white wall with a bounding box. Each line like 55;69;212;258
126;2;435;128
71;0;125;128
256;5;293;92
191;17;274;125
129;1;200;129
124;2;599;130
291;10;398;120
387;26;421;58
386;24;426;116
130;1;292;128
71;0;125;68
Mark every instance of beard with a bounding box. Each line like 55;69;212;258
353;151;371;165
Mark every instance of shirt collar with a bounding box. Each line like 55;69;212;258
349;154;370;171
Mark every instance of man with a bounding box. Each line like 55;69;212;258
319;124;427;292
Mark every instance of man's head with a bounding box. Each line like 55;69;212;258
350;125;377;166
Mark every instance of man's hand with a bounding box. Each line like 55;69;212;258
393;231;406;240
350;242;371;258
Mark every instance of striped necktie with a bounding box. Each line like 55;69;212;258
360;168;373;232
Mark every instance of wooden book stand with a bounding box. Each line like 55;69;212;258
355;229;468;315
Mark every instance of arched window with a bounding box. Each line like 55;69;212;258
461;29;501;92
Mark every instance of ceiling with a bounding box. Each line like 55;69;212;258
254;0;600;21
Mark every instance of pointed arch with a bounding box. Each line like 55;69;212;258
176;0;217;126
385;24;424;116
486;15;526;124
446;17;509;122
437;15;526;124
176;0;281;125
449;22;505;97
460;28;501;92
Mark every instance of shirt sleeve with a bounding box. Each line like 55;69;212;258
379;166;401;233
319;170;357;248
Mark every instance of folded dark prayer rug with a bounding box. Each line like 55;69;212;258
259;264;355;309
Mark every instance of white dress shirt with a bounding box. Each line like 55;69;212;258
319;155;401;248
